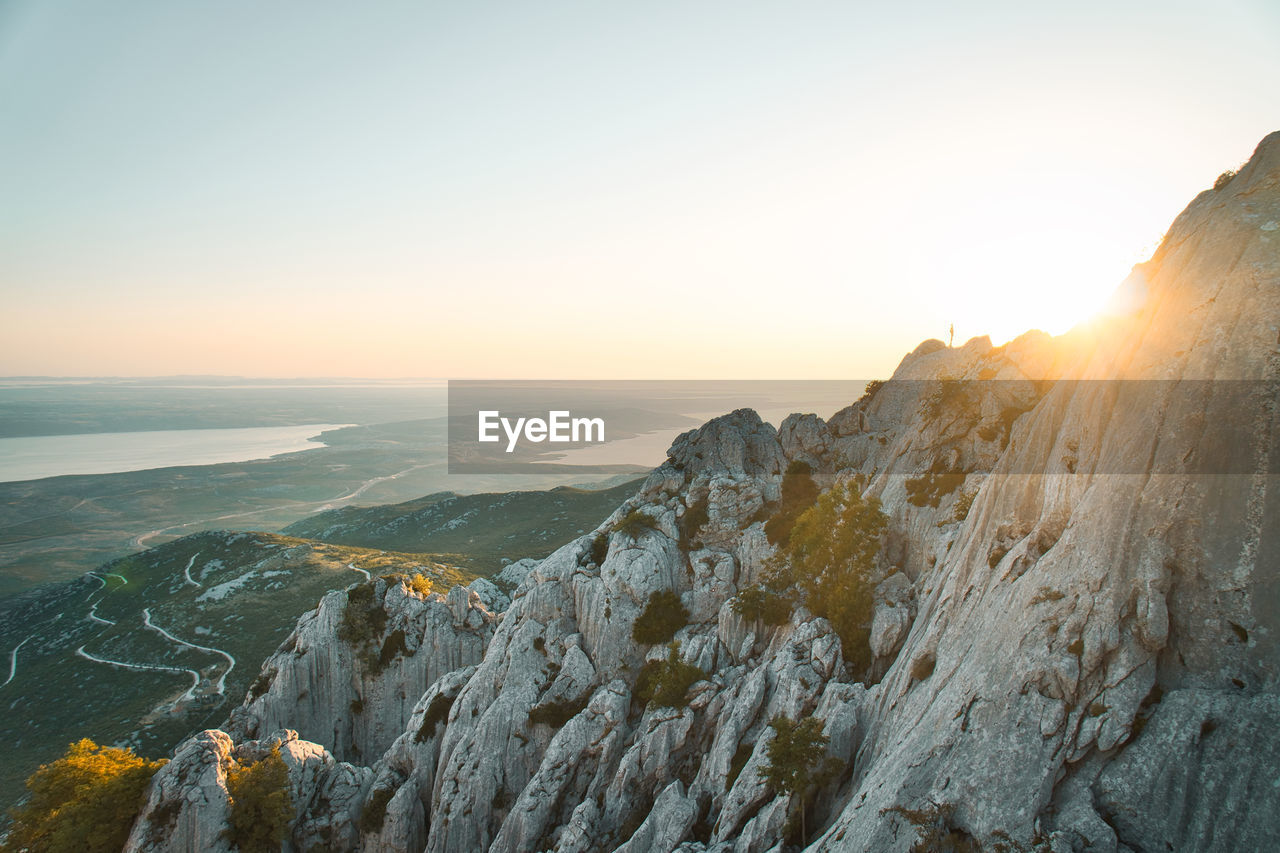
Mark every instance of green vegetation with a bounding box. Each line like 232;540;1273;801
905;459;966;508
375;629;409;673
248;670;275;702
2;739;165;853
631;590;690;645
764;461;820;547
224;745;293;853
589;534;609;566
883;804;980;852
528;696;589;728
725;741;754;792
1214;169;1237;191
612;509;657;539
679;497;711;549
766;482;887;672
635;642;706;708
284;480;642;572
921;379;971;420
731;585;793;627
359;787;394;835
338;583;388;650
757;715;842;846
415;694;455;742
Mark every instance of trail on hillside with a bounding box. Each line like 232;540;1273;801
2;635;34;688
75;644;201;699
182;551;203;587
142;608;236;695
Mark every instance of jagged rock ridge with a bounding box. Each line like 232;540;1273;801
129;132;1280;852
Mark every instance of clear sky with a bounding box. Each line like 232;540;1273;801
2;0;1277;379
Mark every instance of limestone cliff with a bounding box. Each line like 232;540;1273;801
127;131;1280;852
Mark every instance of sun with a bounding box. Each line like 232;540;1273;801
926;178;1166;347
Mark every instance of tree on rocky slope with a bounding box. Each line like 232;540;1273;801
767;481;886;671
3;739;165;853
758;714;842;846
223;744;293;853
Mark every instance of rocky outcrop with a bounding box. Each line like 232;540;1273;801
131;132;1280;853
812;130;1280;851
228;576;496;766
125;729;371;853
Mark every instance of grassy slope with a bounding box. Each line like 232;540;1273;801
282;480;640;568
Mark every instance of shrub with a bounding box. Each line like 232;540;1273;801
589;534;609;566
358;786;394;835
732;586;793;626
905;459;965;508
679;497;710;549
883;804;982;853
4;739;166;853
405;573;433;597
225;745;293;853
1214;169;1237;191
859;379;885;403
350;697;365;715
952;490;975;522
768;482;887;673
248;669;275;702
632;589;690;645
612;509;656;539
764;461;820;547
528;696;589;728
725;741;754;791
921;379;970;420
338;584;388;649
635;642;705;708
415;693;455;742
373;629;409;673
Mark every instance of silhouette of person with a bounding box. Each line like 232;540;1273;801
949;323;954;348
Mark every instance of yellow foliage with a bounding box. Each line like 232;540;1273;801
224;744;293;853
3;738;165;853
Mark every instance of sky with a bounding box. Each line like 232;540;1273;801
1;0;1277;379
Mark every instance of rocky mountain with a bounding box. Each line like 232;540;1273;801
118;132;1280;852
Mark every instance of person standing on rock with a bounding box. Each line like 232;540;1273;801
949;323;955;348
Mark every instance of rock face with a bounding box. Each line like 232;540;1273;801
811;131;1280;852
131;132;1280;852
228;576;495;767
124;729;371;853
